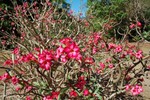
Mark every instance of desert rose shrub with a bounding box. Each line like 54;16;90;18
0;1;150;100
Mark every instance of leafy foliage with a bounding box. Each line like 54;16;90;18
87;0;150;41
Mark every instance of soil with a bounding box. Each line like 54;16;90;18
127;42;150;100
136;43;150;100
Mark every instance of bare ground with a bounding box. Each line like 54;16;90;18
136;43;150;100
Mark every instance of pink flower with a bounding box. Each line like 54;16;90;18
43;96;52;100
55;46;64;59
60;37;73;45
34;47;40;52
26;96;31;100
11;22;15;26
130;85;143;95
27;53;36;61
81;48;86;52
20;53;36;63
108;43;116;50
11;76;19;85
15;86;21;92
65;42;79;52
101;43;106;48
63;42;81;61
38;50;53;70
0;73;10;81
147;65;150;69
127;49;134;56
108;64;114;68
46;1;52;6
58;38;82;62
3;59;12;66
75;54;82;62
99;62;105;70
114;45;122;53
135;50;143;59
51;91;60;99
39;57;45;64
137;21;142;27
121;51;128;58
12;47;19;55
92;47;97;54
84;57;94;64
44;61;52;70
26;86;32;92
130;23;135;29
43;91;59;100
125;84;131;91
69;90;78;98
75;76;86;90
84;21;89;27
23;2;29;8
60;54;68;63
68;51;78;58
83;89;90;96
93;33;101;44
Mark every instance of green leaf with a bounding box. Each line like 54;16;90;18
93;85;102;100
95;93;102;100
40;81;47;87
61;87;69;94
33;82;40;87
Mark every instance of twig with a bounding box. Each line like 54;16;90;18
107;90;126;100
2;82;6;100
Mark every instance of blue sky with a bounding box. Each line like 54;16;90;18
66;0;87;17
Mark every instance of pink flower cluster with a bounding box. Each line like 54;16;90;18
43;91;60;100
129;21;142;29
11;76;19;85
3;59;13;66
3;47;36;66
20;53;36;63
75;76;86;90
108;43;122;53
3;54;36;66
135;50;143;59
69;90;78;98
12;47;20;55
38;50;53;70
125;84;143;95
108;43;144;60
0;73;10;81
99;62;105;70
56;38;82;63
3;38;82;71
0;73;19;85
26;96;31;100
69;89;90;98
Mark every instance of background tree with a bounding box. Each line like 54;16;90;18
86;0;150;41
